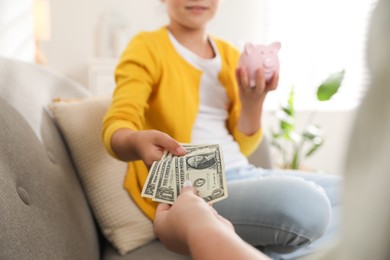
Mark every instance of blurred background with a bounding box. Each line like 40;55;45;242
0;0;378;174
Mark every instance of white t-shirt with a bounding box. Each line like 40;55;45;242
168;32;249;170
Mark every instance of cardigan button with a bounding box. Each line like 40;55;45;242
17;186;31;205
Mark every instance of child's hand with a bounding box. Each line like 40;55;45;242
134;130;186;169
236;66;279;107
110;129;186;169
235;66;279;135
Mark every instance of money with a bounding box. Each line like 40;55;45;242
141;144;228;204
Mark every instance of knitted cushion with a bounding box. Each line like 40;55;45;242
49;96;155;255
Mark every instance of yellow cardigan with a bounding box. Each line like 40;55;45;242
102;27;262;220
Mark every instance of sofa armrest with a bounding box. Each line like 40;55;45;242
247;136;273;169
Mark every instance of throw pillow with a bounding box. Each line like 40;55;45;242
49;96;155;255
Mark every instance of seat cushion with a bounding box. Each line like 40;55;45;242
103;240;191;260
0;97;100;259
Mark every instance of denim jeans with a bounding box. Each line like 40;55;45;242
213;165;342;260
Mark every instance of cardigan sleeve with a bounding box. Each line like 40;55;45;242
102;32;159;158
233;126;263;156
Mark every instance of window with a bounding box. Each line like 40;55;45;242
0;0;34;62
264;0;378;109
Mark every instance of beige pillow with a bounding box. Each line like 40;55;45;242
49;96;155;255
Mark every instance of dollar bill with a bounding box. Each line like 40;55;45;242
141;152;172;198
176;144;227;204
141;143;228;204
140;161;159;198
153;153;177;203
149;145;206;203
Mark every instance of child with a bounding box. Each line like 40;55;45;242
102;0;341;258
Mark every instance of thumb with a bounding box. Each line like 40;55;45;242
156;133;186;156
180;180;198;195
156;202;171;213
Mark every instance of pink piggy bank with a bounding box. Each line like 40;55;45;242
238;42;281;86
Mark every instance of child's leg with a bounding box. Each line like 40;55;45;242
262;169;342;259
213;167;341;258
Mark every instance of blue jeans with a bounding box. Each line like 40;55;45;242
213;166;342;260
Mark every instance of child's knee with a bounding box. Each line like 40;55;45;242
274;176;332;241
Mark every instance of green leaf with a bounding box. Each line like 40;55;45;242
281;119;294;132
305;139;324;157
281;131;301;144
302;125;323;140
291;149;300;169
270;139;283;151
287;88;295;116
316;70;345;101
281;105;293;116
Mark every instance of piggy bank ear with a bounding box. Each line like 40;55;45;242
244;43;256;55
270;42;281;52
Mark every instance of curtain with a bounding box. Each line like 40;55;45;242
0;0;34;62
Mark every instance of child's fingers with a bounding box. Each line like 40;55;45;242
240;67;250;88
236;67;244;88
156;133;186;156
255;68;266;92
267;72;279;91
235;68;241;81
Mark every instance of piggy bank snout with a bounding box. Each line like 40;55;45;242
263;58;275;68
238;42;281;84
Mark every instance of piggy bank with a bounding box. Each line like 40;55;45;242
238;42;281;86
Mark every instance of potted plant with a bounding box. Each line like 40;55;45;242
270;70;345;170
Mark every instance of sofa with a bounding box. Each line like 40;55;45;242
0;56;272;260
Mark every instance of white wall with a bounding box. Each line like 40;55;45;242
41;0;358;175
43;0;160;85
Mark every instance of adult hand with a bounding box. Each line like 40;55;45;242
154;182;234;255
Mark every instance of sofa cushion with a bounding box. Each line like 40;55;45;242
103;240;191;260
0;97;100;259
49;96;156;255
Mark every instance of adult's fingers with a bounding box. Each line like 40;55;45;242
180;180;198;195
156;202;171;213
